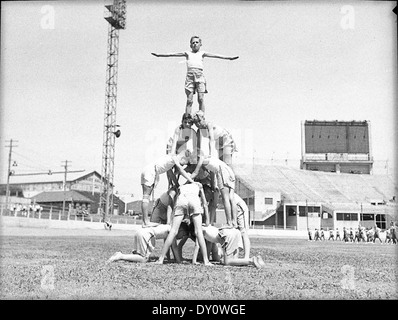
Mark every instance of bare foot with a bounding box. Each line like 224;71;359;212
107;252;122;263
252;256;263;269
256;255;265;267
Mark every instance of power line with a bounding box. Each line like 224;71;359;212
4;139;18;213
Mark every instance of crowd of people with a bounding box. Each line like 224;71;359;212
308;224;397;244
11;203;43;217
108;36;265;268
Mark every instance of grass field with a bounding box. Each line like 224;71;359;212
0;227;397;300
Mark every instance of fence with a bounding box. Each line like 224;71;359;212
0;203;142;225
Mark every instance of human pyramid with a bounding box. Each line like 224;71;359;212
108;36;265;268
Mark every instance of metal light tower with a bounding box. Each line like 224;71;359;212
100;0;126;222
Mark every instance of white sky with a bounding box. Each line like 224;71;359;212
1;0;397;200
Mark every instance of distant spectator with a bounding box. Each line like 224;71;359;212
359;226;367;242
373;225;382;244
366;228;374;242
349;228;354;242
335;228;341;241
307;228;313;241
385;229;392;244
320;228;325;241
314;228;320;241
354;229;360;243
390;223;397;244
328;229;334;241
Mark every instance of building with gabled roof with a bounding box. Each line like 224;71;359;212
233;164;397;230
0;171;125;215
0;170;104;198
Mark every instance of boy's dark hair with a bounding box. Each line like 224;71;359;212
180;113;193;129
181;112;193;122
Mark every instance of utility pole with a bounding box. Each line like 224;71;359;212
100;0;126;223
4;139;18;214
61;160;70;215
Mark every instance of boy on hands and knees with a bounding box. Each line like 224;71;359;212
197;225;265;269
234;193;251;260
107;187;178;264
141;150;195;228
156;182;213;266
152;36;239;115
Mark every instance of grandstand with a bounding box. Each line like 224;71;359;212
233;164;397;230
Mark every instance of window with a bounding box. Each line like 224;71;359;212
322;211;332;219
298;206;321;217
264;198;273;205
336;212;358;221
360;213;374;221
375;214;386;229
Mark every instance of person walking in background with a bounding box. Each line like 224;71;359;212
373;224;383;244
335;228;341;241
320;228;325;241
328;229;335;241
308;228;313;241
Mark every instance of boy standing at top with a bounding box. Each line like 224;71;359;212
151;36;239;115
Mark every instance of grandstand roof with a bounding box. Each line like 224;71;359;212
233;164;398;210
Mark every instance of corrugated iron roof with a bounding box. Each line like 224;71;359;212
6;171;103;185
233;164;398;205
32;190;95;203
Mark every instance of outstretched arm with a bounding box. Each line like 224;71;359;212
151;52;187;58
172;159;195;184
199;185;210;226
190;154;205;180
203;52;239;60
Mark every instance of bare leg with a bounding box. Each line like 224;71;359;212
192;214;213;266
141;184;154;226
107;252;148;263
177;235;189;261
210;190;219;225
185;89;194;115
220;188;232;226
240;229;251;260
229;189;237;227
197;92;205;114
156;215;183;264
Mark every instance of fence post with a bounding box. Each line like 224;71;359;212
49;209;52;220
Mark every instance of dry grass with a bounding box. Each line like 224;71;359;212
0;231;397;300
